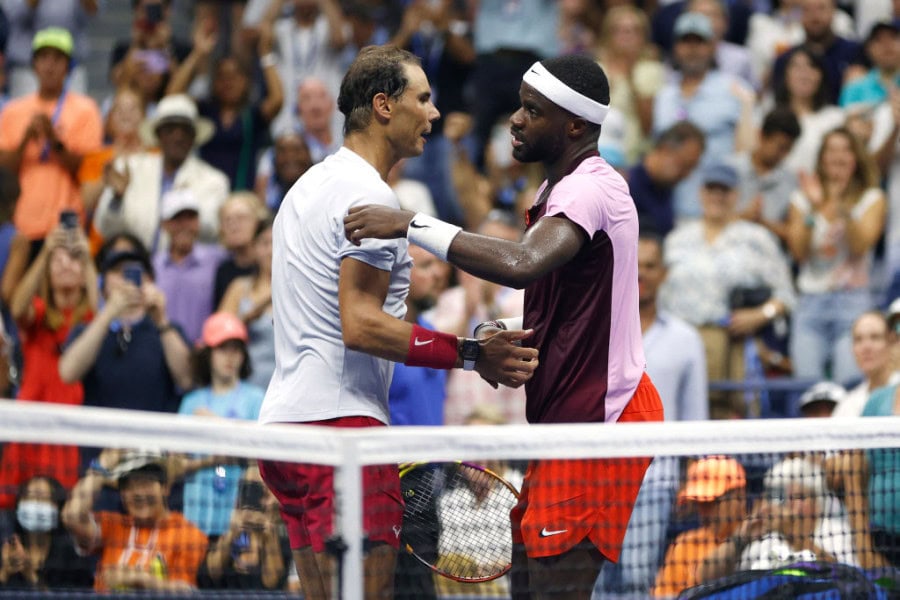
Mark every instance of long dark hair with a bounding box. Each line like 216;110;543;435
774;46;831;112
14;475;67;536
191;342;253;386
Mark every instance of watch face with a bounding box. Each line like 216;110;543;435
462;339;480;361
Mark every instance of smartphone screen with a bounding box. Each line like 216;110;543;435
146;2;163;24
122;265;142;287
59;210;79;230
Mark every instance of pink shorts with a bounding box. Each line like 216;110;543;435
258;416;404;552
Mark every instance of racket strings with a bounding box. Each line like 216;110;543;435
402;462;519;582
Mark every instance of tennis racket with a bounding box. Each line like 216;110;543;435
398;460;520;583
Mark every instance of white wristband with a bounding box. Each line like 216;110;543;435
406;213;461;261
498;316;523;331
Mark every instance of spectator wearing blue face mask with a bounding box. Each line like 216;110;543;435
0;475;95;589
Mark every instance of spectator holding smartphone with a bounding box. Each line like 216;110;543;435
0;224;97;509
198;476;288;590
58;238;193;417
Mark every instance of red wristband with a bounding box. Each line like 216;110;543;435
405;324;458;369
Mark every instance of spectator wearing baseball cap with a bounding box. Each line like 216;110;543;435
698;456;861;580
798;381;846;417
62;447;209;592
652;12;755;223
59;232;193;417
178;312;264;538
5;2;98;98
652;457;747;597
152;189;227;345
684;0;758;91
0;27;102;241
659;160;795;418
839;20;900;108
92;94;229;253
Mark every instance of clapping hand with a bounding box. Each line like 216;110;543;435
0;535;32;582
798;171;824;210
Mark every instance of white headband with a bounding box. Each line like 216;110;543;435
522;62;609;125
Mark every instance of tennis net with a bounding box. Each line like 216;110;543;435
0;400;897;599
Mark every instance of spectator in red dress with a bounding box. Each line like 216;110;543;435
0;225;97;509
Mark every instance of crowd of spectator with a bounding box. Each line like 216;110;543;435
0;0;895;595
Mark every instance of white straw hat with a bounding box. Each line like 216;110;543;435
139;94;215;147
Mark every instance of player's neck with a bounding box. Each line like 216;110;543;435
344;132;396;181
545;141;598;185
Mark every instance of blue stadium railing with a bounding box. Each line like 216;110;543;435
709;377;828;418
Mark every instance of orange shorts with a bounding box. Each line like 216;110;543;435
511;372;663;560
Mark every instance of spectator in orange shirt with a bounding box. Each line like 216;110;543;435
0;28;102;241
61;449;208;592
652;456;747;598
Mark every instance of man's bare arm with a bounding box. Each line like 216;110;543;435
344;207;586;289
339;257;538;386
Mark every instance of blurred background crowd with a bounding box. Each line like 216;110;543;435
0;0;896;595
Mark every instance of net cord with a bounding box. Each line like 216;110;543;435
1;400;897;465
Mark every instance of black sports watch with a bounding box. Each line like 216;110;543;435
461;338;480;371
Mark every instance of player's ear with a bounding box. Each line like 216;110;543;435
372;92;391;122
568;117;590;138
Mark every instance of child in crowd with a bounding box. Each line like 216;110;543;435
178;312;265;539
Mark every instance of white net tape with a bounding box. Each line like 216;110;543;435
1;399;898;599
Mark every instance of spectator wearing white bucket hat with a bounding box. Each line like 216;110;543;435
92;94;229;253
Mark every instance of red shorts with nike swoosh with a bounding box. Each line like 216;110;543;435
258;416;404;553
511;373;663;560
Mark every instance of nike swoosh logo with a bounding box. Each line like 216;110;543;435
414;338;433;346
529;68;539;75
409;221;429;229
539;528;568;537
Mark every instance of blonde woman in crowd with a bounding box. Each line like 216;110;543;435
0;226;97;508
595;5;664;165
786;127;886;383
213;192;268;309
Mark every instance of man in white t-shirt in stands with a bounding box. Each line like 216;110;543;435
256;45;538;600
